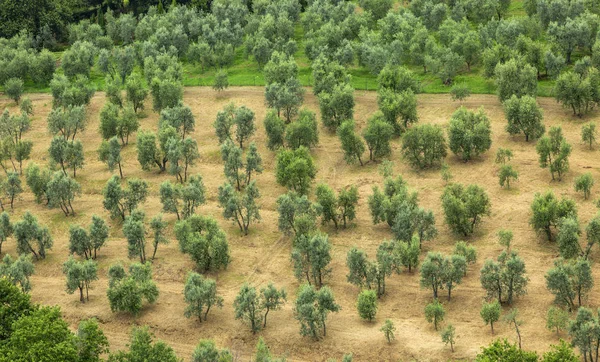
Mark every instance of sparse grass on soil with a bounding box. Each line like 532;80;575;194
1;88;598;361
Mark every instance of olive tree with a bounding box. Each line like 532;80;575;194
264;110;285;151
441;183;491;236
275;146;317;195
357;289;377;322
25;163;51;205
284;109;319;150
159;175;206;221
62;256;98;303
569;307;600;362
166;137;200;183
102;176;148;220
495;59;537;102
217;180;261;235
337;121;365;166
0;212;12;255
380;319;396;343
529;191;577;241
158;104;196;140
213;103;256;148
89;215;109;259
554;70;598;117
545;258;593;311
14;211;53;260
401;124;447;169
363;112;394;161
536;126;572;181
450;84;471;102
123;209;148;264
499;165;519;189
315;183;359;229
4;78;24;105
149;214;168;261
276;191;317;238
546;306;569;336
125;74;149;114
106;262;159;316
368;174;418;228
0;254;34;292
234;282;286;333
294;283;340;340
174;215;230;272
480;300;501;334
575;173;594;199
424;299;445;330
376;65;420;135
213;70;229;92
264;52;305;123
448;107;492;161
150;77;183;113
4;172;22;210
319;83;354;132
480;250;528;305
192;340;232;362
98;137;124;178
46;171;80;217
504;95;545;142
292;233;332;288
183;272;223;323
582;123;597;149
48;137;85;178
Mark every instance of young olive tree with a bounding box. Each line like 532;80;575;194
380;319;396;343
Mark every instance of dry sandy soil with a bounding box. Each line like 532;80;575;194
1;87;599;361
